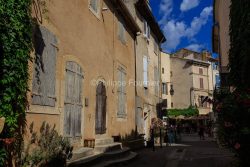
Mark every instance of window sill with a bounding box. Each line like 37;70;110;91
27;105;61;115
117;114;127;119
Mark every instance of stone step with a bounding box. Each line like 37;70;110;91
93;151;138;167
70;147;94;162
94;142;122;153
67;153;103;167
95;137;114;146
67;149;137;167
102;147;130;161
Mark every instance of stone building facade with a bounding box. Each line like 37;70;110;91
123;0;166;140
170;49;217;115
213;0;231;86
28;0;141;149
161;52;172;110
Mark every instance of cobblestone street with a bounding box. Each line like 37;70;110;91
122;134;234;167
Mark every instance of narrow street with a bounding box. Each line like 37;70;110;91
122;134;234;167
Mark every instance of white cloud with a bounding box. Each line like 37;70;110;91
160;6;213;52
159;0;173;24
180;0;200;12
185;44;204;52
161;20;186;51
186;6;213;37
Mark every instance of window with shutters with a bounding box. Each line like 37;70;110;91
199;78;204;89
162;83;167;95
32;25;57;107
64;61;83;137
143;20;150;39
154;67;159;95
117;67;126;117
89;0;100;16
199;68;203;75
118;19;126;44
143;56;148;88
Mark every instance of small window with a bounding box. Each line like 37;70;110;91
171;102;173;108
170;71;173;77
118;19;126;44
162;83;168;95
143;20;150;39
215;74;220;87
200;78;204;89
162;67;164;74
199;68;203;75
89;0;100;16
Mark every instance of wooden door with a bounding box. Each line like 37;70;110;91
64;61;83;138
95;82;107;134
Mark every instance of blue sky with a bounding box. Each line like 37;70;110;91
149;0;213;53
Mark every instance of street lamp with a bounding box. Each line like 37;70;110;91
170;85;174;96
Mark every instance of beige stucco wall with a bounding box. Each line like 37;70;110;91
192;65;209;90
215;0;230;70
170;56;213;115
147;33;161;115
161;52;172;109
170;57;192;109
123;1;162;140
27;0;136;147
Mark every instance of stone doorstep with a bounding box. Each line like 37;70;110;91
102;147;131;161
70;147;94;162
94;142;122;153
95;137;114;146
92;151;138;167
67;152;103;167
67;147;137;167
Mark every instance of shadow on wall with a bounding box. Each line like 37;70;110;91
112;128;145;150
32;24;45;85
156;102;163;119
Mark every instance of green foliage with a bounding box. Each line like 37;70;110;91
0;0;33;165
229;0;250;89
22;122;73;167
214;1;250;166
0;147;6;166
163;106;199;117
214;89;250;166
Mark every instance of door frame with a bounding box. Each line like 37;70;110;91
95;78;108;135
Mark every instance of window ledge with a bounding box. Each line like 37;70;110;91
117;114;127;119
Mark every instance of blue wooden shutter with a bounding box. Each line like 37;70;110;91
32;25;57;106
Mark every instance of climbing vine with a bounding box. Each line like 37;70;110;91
0;0;33;166
215;0;250;166
163;106;199;117
228;0;250;89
